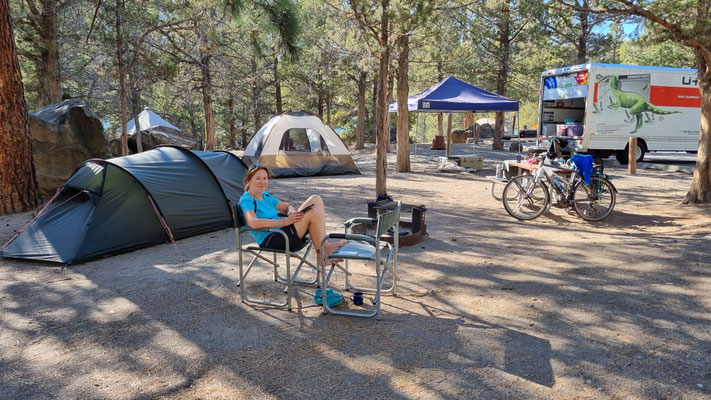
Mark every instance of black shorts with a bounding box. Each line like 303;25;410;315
260;224;306;251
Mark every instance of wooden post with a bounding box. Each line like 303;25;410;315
446;113;452;156
475;124;480;144
628;137;637;174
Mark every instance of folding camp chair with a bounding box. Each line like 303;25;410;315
320;201;401;319
233;204;319;310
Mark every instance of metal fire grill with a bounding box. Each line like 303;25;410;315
365;201;427;247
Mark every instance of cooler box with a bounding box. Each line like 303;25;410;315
448;155;484;169
556;124;568;137
541;123;557;136
565;122;584;137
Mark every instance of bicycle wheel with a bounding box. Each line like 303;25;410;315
572;177;616;221
502;175;550;220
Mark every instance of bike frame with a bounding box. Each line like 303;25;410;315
528;157;581;206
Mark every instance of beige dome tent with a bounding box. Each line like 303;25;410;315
242;110;361;178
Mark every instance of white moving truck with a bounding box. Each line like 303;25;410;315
536;63;701;163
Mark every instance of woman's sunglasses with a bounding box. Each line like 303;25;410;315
249;162;265;171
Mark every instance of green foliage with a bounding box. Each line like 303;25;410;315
14;0;698;150
619;31;696;68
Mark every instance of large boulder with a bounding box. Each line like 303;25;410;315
29;99;111;199
110;127;199;156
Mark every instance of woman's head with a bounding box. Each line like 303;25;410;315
244;163;270;192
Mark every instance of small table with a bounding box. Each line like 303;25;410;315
486;160;539;200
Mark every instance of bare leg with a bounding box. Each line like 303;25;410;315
293;195;346;264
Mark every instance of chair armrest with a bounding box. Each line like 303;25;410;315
326;233;376;246
343;217;377;228
238;226;275;234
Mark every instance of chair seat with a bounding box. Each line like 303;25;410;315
244;244;308;254
244;237;311;254
328;241;388;261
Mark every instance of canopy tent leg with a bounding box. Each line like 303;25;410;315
414;113;419;170
446;113;452;157
515;112;521;161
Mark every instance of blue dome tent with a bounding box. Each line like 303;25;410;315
1;146;247;264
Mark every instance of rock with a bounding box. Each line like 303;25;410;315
29;99;111;199
451;129;472;143
110;127;199;156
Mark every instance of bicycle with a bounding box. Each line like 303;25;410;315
501;153;617;221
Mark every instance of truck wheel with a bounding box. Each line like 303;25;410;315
616;141;645;164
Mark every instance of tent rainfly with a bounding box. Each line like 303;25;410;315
242;110;361;178
119;108;181;136
0;146;247;264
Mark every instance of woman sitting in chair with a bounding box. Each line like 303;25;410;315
239;163;346;266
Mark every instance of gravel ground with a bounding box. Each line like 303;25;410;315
1;141;710;399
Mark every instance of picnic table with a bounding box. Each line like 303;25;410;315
485;160;538;200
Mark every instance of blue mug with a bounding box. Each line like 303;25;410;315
352;291;364;305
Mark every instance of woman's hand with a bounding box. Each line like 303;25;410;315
285;210;304;224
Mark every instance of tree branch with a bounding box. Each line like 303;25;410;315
158;27;200;64
557;0;711;60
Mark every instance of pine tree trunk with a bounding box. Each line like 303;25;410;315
0;0;41;214
200;51;215;151
274;56;283;114
36;0;62;106
228;94;236;148
372;77;378;143
317;84;324;120
374;0;390;196
386;73;394;153
326;89;332;125
683;70;711;203
356;71;366;150
130;71;143;152
492;1;511;151
115;0;129;156
396;35;410;173
251;55;261;132
576;0;589;64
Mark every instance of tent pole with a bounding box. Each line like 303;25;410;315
516;112;521;161
414;113;419;169
446;113;452;157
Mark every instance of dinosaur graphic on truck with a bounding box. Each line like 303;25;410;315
607;75;681;133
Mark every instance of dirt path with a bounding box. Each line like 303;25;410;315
1;143;710;399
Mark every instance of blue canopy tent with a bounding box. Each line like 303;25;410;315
389;76;519;155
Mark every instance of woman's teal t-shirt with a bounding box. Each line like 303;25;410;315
239;191;280;245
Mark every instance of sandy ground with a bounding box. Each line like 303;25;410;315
1;142;710;400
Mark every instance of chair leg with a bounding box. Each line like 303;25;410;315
375;262;382;320
275;243;319;289
285;252;292;311
273;253;278;281
239;249;292;309
237;252;260;287
323;260;380;318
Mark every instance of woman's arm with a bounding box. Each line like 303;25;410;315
276;200;296;215
244;210;295;229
